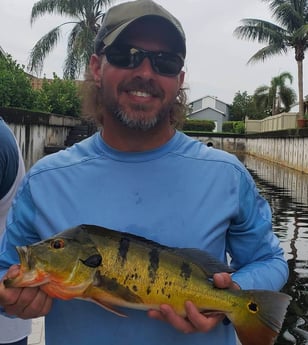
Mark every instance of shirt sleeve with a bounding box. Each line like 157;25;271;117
0;179;40;280
227;169;289;290
0;123;19;199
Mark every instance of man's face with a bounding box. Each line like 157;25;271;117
91;19;185;131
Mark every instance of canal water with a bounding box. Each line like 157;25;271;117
241;155;308;345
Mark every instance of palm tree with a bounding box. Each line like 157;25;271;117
254;71;297;115
234;0;308;119
28;0;114;79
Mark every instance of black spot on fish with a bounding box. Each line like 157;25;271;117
118;237;130;265
180;262;192;281
132;285;138;292
98;275;119;292
248;301;258;313
148;248;159;283
147;286;151;295
80;254;102;268
124;274;130;285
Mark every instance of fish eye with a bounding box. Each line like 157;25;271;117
50;239;65;249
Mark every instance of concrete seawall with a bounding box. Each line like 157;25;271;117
1;108;307;174
188;130;308;174
1;107;81;170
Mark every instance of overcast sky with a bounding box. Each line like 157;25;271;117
0;0;304;104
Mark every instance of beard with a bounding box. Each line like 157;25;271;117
111;103;170;131
100;77;174;131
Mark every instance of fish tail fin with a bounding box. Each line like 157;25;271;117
228;290;291;345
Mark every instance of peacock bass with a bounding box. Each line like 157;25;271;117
4;224;291;345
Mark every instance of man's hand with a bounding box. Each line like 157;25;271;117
0;265;52;319
147;272;240;334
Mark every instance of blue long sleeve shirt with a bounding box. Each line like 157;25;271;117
0;118;19;199
0;130;288;345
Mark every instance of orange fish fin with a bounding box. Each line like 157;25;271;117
229;290;291;345
234;321;278;345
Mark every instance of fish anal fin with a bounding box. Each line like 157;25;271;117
234;320;278;345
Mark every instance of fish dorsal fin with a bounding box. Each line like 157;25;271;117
173;248;235;277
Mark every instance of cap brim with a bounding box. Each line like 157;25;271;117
103;18;136;47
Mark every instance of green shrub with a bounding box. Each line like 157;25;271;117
234;121;245;134
183;119;215;132
222;121;245;134
222;121;234;133
0;55;35;109
34;74;81;117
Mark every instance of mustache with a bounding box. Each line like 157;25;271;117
118;77;165;98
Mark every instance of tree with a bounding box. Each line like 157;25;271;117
34;74;82;116
234;0;308;118
253;72;297;115
229;91;260;120
28;0;113;79
0;55;35;108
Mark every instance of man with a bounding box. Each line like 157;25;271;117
0;118;31;345
0;1;288;345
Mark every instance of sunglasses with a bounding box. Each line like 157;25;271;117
103;45;184;77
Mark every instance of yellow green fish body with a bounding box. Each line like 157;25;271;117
5;224;290;345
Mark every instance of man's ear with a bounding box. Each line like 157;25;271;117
178;70;185;90
90;54;102;87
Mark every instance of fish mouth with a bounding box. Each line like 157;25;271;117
4;246;49;288
16;246;30;268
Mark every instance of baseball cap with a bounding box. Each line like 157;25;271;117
94;0;186;58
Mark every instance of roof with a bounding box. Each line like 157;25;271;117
189;95;230;106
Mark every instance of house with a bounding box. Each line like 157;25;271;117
187;95;230;132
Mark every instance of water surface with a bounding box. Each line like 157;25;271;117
242;155;308;345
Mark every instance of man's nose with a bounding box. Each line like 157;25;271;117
134;57;155;78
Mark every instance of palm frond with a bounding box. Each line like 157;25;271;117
279;85;297;111
31;0;73;24
63;22;96;78
28;26;62;75
234;19;286;43
28;0;114;77
247;43;288;64
237;0;306;116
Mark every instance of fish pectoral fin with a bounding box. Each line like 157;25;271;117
87;297;128;317
200;310;225;317
93;272;143;304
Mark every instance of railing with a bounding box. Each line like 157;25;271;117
245;112;299;133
